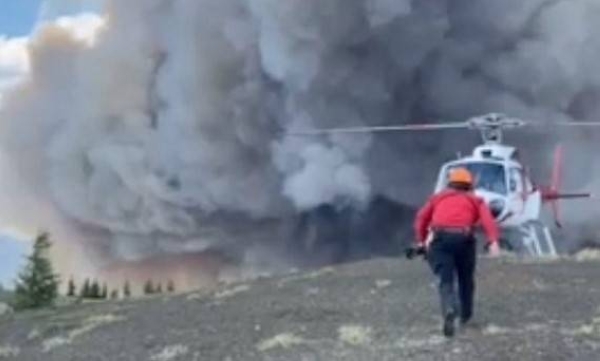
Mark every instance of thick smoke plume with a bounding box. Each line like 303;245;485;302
2;0;600;280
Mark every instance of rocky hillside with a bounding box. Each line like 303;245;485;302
2;254;600;361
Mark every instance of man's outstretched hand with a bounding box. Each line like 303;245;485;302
488;242;500;257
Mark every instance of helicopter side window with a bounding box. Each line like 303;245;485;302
524;174;533;193
509;168;523;193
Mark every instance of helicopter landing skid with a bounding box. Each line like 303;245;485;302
502;222;558;258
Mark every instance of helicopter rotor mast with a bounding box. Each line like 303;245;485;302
465;113;526;145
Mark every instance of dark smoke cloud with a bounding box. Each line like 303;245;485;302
1;0;600;275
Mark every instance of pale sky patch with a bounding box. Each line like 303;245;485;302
0;36;30;103
0;12;104;104
50;12;105;45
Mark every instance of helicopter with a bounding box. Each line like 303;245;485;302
289;113;600;257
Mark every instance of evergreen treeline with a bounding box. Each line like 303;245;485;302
11;231;178;312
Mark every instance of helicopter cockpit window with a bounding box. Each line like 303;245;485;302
445;162;507;195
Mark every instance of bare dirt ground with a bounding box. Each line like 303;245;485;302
2;255;600;361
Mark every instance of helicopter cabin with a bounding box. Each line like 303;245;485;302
434;144;534;220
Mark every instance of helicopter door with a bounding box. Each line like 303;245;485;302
509;167;526;216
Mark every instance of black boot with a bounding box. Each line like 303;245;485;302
443;311;456;337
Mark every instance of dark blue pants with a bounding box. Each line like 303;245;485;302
427;232;477;322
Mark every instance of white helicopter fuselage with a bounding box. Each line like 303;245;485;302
433;143;542;230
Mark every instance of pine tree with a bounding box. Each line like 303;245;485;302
12;232;60;310
110;290;119;299
0;283;11;304
80;278;91;298
90;280;100;299
143;280;154;295
67;277;77;297
155;283;163;294
123;281;131;298
101;283;108;299
167;280;175;293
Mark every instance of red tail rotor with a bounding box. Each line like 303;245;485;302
551;145;563;195
550;145;563;227
541;144;591;228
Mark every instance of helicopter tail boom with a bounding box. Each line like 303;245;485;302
542;192;591;200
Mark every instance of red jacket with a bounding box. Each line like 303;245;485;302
414;189;499;245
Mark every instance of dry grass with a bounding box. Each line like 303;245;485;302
42;314;126;352
186;289;211;301
375;279;392;289
278;267;336;286
575;249;600;261
562;324;595;336
27;328;40;341
150;344;189;361
214;284;250;300
338;325;372;346
482;324;512;336
0;345;20;358
257;333;305;352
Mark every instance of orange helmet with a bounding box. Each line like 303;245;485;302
448;167;473;185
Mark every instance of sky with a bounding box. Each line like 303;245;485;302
0;0;103;289
0;1;104;97
0;1;37;104
0;237;29;289
0;1;42;37
0;0;103;36
0;0;42;289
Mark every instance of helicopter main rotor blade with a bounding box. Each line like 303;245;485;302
553;121;600;127
522;119;600;128
287;122;469;135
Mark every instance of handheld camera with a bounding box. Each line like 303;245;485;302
405;245;427;260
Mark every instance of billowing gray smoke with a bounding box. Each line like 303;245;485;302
1;0;600;274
